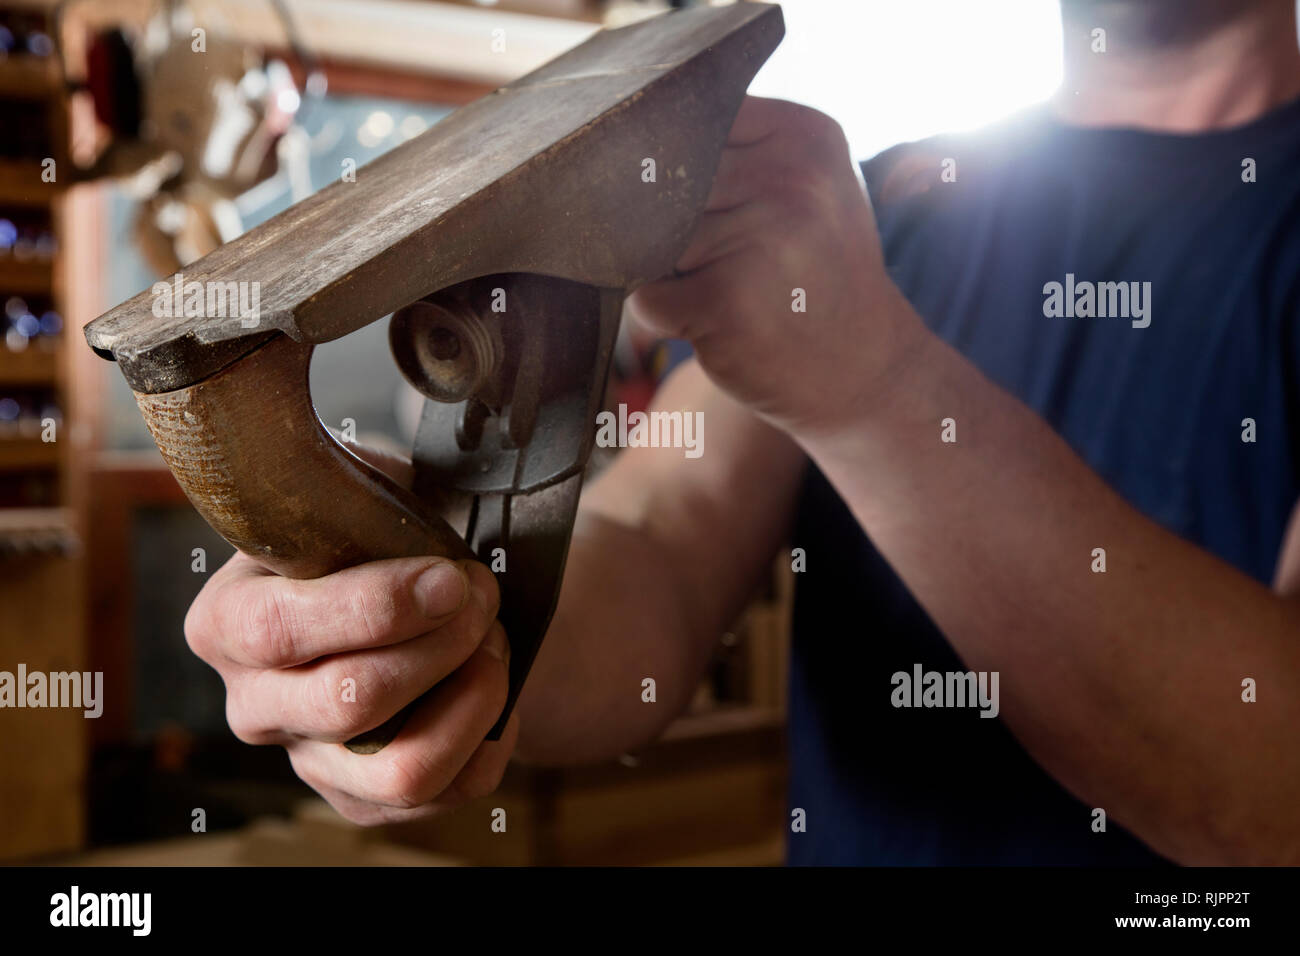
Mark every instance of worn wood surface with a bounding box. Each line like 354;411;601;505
134;334;473;577
84;3;785;392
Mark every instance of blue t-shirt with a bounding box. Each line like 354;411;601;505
788;95;1300;865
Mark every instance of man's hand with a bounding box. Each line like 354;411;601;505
184;449;517;825
628;95;921;441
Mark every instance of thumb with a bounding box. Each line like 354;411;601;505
627;273;701;343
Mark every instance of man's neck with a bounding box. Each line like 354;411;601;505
1052;0;1300;132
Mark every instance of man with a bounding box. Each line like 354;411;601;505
183;0;1300;864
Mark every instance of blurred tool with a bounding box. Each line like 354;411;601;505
53;0;322;273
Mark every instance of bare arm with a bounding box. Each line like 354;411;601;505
799;310;1300;865
627;96;1300;865
515;357;804;764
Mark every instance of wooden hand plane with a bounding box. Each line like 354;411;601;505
84;3;784;753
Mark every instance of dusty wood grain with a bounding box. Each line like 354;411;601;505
134;334;473;577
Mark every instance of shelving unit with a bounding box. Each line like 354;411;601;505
0;0;95;862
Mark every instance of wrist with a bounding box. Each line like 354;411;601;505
793;281;937;451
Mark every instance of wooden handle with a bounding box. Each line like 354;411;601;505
134;333;475;753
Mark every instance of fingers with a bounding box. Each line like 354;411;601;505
300;780;448;826
703;95;857;220
674;203;770;274
440;708;520;805
630;228;765;343
180;448;519;826
286;630;513;810
300;711;520;826
188;554;498;669
629;192;770;340
226;594;504;744
723;95;852;160
704;118;857;215
725;94;805;146
700;141;785;213
630;100;861;345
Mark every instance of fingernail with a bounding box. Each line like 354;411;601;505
483;626;510;663
415;561;469;619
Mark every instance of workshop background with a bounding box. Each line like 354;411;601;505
0;0;1057;865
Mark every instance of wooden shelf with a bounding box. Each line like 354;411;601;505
0;256;55;293
0;159;60;204
0;55;60;100
0;435;60;470
0;345;59;384
0;0;89;865
0;505;70;530
188;0;598;87
0;505;76;556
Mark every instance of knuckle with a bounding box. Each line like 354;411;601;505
235;588;298;668
334;803;385;827
311;656;398;740
814;115;850;154
286;751;338;805
372;751;444;810
225;691;273;746
424;602;494;673
766;230;806;274
452;657;510;735
775;163;837;213
786;104;848;152
451;609;497;665
455;758;507;803
346;575;408;647
182;596;216;661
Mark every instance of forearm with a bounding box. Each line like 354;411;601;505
514;360;805;765
802;286;1300;865
513;509;714;765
